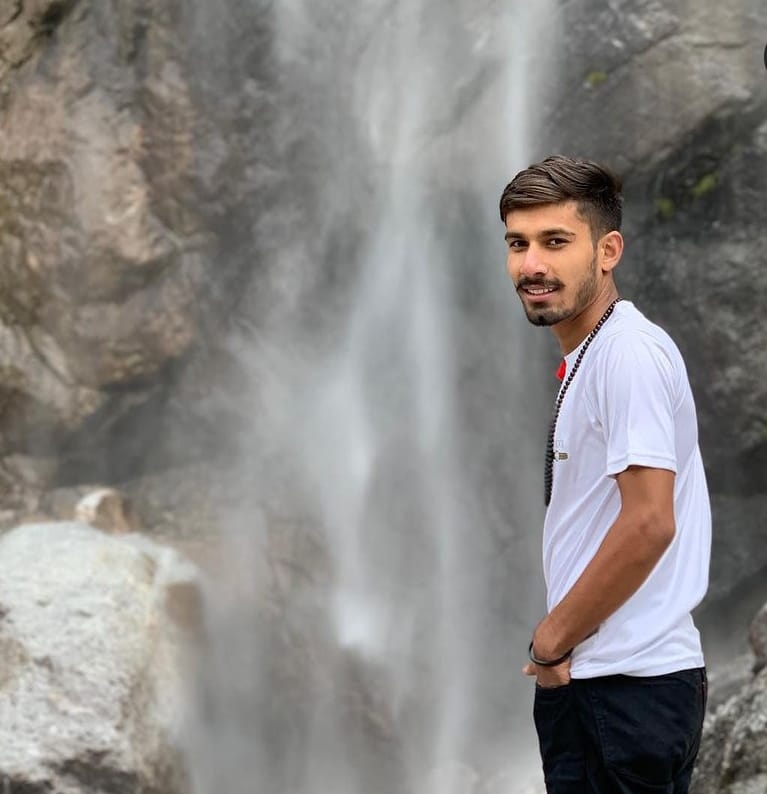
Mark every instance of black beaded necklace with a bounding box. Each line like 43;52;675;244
544;298;621;506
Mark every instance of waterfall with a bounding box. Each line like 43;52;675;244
183;2;558;792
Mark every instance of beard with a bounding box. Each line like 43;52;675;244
519;254;598;327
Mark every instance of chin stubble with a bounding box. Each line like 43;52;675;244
520;254;598;328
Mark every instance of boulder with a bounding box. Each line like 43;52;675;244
0;521;201;793
74;487;138;534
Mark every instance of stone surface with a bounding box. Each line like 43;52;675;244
749;602;767;674
0;0;274;478
74;487;138;534
707;495;767;604
0;454;56;527
0;521;200;793
692;663;767;794
704;653;754;714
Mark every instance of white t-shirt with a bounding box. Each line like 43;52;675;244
543;300;711;678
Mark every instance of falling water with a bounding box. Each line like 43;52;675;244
184;1;558;793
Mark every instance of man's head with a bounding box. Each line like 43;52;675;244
499;156;624;330
499;155;623;243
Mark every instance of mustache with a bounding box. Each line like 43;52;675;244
516;277;563;290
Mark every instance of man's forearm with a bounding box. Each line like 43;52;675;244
532;510;675;661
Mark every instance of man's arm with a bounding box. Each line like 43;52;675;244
525;465;675;685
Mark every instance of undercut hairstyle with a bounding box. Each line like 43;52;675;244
499;155;623;241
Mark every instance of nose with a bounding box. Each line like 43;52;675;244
511;244;548;280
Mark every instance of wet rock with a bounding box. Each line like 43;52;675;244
74;487;138;534
0;521;201;793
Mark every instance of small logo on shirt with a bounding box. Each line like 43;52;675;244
553;451;569;461
554;438;569;462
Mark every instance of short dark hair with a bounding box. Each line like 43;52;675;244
499;155;623;240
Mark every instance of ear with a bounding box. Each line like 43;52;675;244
598;230;623;273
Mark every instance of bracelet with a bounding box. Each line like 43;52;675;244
528;641;573;667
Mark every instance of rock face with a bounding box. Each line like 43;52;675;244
692;604;767;794
750;602;767;674
692;668;767;794
0;521;200;793
0;0;273;482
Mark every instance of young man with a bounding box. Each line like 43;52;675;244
499;156;711;793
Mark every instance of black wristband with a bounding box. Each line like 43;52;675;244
528;641;573;667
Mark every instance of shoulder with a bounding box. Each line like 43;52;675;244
595;302;684;374
581;304;688;416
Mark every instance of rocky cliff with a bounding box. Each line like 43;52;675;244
0;0;275;494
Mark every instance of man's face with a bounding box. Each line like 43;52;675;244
504;201;600;327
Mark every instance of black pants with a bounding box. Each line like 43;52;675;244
533;668;707;793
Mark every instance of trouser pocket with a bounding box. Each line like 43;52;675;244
533;684;585;792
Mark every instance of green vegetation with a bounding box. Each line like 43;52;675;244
691;172;718;198
585;70;608;88
655;197;675;221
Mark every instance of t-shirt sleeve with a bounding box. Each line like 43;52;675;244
594;333;679;477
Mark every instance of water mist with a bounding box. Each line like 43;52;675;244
183;2;559;793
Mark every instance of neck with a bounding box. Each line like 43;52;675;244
552;286;620;356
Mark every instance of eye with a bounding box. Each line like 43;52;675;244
507;239;526;250
546;238;568;247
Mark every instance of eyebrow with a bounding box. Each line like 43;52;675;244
504;227;577;242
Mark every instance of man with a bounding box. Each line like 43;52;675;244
499;155;711;793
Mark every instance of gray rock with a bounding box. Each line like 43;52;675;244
74;487;139;535
749;603;767;674
0;455;57;529
692;666;767;793
707;496;767;605
0;1;274;475
705;653;754;713
0;521;200;793
728;776;767;794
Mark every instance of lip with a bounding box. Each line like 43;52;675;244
519;286;559;303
